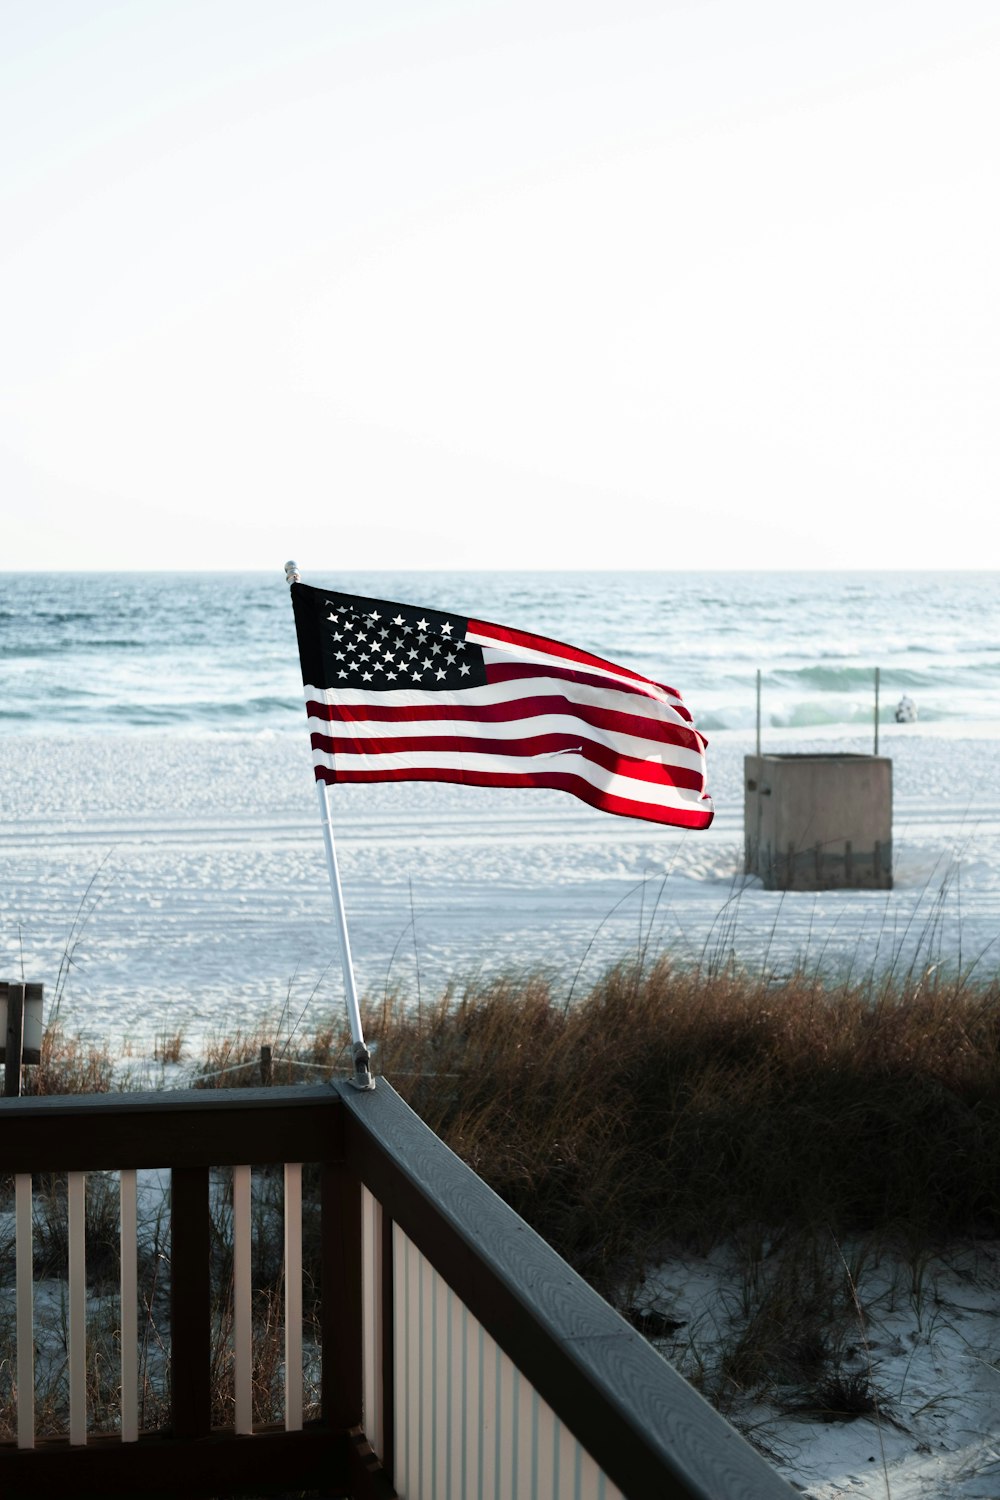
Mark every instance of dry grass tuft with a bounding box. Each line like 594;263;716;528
20;1024;117;1096
192;1020;349;1089
368;958;1000;1294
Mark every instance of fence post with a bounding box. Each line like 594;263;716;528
170;1166;212;1438
322;1162;363;1431
4;983;25;1097
261;1044;273;1086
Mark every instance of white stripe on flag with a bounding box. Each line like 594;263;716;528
309;746;709;812
306;710;707;775
304;672;694;725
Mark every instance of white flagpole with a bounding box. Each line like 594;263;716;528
315;778;373;1090
286;562;374;1092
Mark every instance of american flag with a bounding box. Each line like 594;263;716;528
291;581;713;829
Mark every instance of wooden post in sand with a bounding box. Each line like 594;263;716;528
4;984;25;1097
1;983;44;1098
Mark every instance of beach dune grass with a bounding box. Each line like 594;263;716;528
366;958;1000;1290
19;1025;118;1095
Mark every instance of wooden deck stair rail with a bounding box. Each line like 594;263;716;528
0;1081;798;1500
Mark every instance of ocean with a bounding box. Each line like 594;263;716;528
1;570;998;1063
3;570;1000;734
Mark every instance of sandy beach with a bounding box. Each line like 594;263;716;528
3;720;998;1059
641;1239;1000;1500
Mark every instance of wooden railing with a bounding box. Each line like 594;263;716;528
0;1080;798;1499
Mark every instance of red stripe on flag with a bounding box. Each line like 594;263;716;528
470;618;685;698
309;729;707;791
483;659;694;722
313;762;714;829
304;696;703;754
470;617;647;679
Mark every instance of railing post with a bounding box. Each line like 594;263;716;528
120;1168;139;1442
15;1173;34;1448
232;1164;253;1434
170;1166;211;1438
321;1161;363;1432
68;1172;87;1444
285;1162;304;1431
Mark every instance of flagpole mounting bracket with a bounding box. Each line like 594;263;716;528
349;1041;375;1092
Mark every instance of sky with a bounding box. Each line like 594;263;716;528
2;0;997;572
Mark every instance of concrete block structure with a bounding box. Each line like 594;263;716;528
744;753;892;891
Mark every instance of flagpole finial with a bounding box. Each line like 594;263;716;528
284;560;301;584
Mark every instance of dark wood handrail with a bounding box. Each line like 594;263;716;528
0;1082;342;1171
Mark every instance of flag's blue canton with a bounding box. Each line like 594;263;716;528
320;600;488;693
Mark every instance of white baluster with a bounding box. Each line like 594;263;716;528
480;1326;498;1500
515;1370;535;1499
445;1274;462;1500
419;1251;434;1499
433;1267;449;1499
497;1347;516;1499
395;1225;413;1492
361;1186;383;1456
